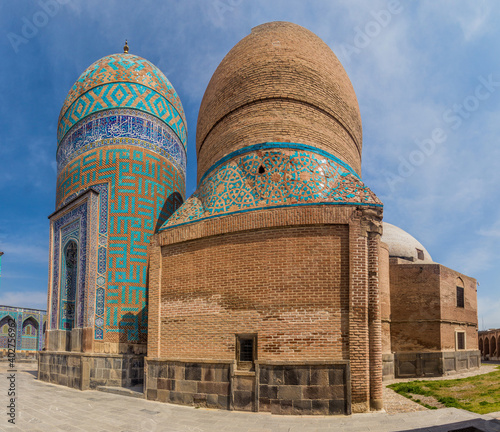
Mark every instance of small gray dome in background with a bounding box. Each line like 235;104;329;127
381;222;433;263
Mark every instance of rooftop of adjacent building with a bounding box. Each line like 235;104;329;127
0;304;47;313
381;222;433;264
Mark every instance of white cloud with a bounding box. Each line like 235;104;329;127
0;291;47;311
0;242;48;265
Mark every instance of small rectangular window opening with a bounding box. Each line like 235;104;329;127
236;334;257;370
416;248;424;260
239;339;253;362
456;332;465;350
456;286;465;308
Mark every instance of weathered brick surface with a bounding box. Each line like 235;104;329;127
348;214;370;412
368;233;383;407
389;263;478;353
196;21;362;182
148;205;384;414
157;223;350;361
379;242;391;354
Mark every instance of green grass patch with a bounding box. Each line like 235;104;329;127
388;366;500;414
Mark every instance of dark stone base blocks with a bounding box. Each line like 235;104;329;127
394;350;480;378
145;359;351;415
38;352;144;390
258;362;351;415
145;359;231;409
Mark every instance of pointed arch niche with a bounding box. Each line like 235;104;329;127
60;240;79;331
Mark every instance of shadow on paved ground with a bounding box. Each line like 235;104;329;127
400;418;500;432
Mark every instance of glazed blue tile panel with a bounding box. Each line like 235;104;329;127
162;143;382;230
58;82;186;147
57;109;186;175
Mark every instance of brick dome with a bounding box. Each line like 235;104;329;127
196;21;363;182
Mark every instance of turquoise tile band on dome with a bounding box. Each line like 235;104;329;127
60;54;184;120
57;82;187;147
161;142;381;230
198;142;362;186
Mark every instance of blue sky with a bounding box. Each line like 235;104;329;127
0;0;499;329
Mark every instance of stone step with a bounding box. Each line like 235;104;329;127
96;385;144;399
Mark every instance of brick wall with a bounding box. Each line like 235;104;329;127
390;262;478;354
439;266;478;351
379;242;391;353
157;223;350;361
148;205;384;413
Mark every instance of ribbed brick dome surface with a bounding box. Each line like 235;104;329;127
196;21;363;182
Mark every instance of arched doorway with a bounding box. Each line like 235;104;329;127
485;337;490;358
60;240;78;331
0;316;15;349
21;317;39;351
479;338;484;356
491;336;497;358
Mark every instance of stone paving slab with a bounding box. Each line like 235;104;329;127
1;370;500;432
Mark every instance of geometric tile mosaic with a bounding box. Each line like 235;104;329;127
162;142;382;230
55;147;185;343
59;53;185;129
0;306;46;352
57;83;187;148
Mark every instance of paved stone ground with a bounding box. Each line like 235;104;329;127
1;363;500;432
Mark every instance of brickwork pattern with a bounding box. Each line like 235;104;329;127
379;242;391;354
197;21;362;180
368;233;383;406
389;263;478;353
157;224;350;361
348;215;370;412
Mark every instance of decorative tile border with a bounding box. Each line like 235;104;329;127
162;143;381;230
57;82;186;147
57;109;186;175
0;307;46;351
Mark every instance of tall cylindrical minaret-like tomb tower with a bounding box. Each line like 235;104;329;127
45;46;187;364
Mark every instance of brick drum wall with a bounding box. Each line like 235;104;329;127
158;224;350;361
147;205;383;414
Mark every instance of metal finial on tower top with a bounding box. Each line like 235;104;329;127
123;40;129;53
